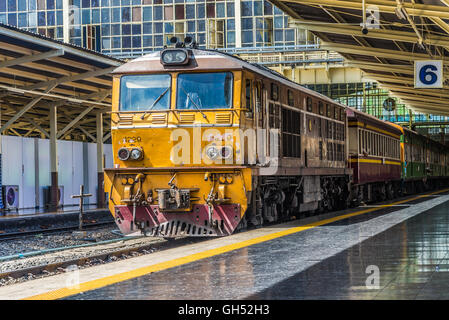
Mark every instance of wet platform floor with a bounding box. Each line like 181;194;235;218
60;190;449;300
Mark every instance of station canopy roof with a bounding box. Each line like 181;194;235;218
0;23;124;142
273;0;449;116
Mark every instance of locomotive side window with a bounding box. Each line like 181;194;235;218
334;106;338;119
120;74;171;111
318;101;324;115
245;79;252;111
326;104;331;117
287;90;294;106
271;83;279;101
282;108;301;158
306;97;313;112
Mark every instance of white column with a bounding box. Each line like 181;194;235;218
63;0;70;43
235;0;242;48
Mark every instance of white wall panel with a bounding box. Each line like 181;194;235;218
72;141;84;205
22;138;36;208
2;136;23;208
57;140;74;206
38;139;50;208
104;144;113;169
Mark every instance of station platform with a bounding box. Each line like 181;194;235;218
2;188;449;300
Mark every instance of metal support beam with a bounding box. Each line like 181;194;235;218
0;84;57;133
57;105;96;138
49;105;59;210
102;132;111;143
0;49;64;68
23;67;116;91
285;0;449;20
96;112;105;208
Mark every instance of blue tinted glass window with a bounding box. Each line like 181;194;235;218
0;2;6;12
18;0;27;11
47;11;55;25
122;36;131;48
187;21;195;32
121;0;130;5
154;22;163;33
227;31;235;44
92;0;99;6
56;0;62;9
176;73;233;110
196;4;204;18
56;10;63;25
143;35;152;47
227;2;234;17
92;9;100;23
241;1;252;16
242;31;253;44
101;24;110;36
275;30;283;41
197;32;205;45
112;0;120;5
164;22;173;33
121;74;171;111
18;13;27;27
82;0;90;8
132;0;141;4
132;24;141;34
143;22;152;34
47;0;55;9
254;1;262;15
122;7;130;22
154;35;163;46
29;12;37;26
132;36;141;47
122;24;131;35
101;0;110;5
217;3;225;18
112;36;121;48
154;6;162;20
111;23;120;35
264;1;272;14
0;14;6;24
186;4;194;19
38;11;46;26
8;13;17;26
8;0;17;11
112;7;120;22
274;6;282;15
143;7;151;21
242;18;252;30
102;38;110;49
285;29;294;41
197;20;205;32
82;9;90;24
57;26;63;37
101;8;110;22
274;16;283;28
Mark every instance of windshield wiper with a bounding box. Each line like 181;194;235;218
140;87;170;120
179;85;209;122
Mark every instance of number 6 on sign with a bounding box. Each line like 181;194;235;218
415;60;443;88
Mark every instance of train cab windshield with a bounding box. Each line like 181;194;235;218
176;72;233;110
120;74;171;111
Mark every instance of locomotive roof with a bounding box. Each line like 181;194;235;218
346;106;403;136
112;48;345;109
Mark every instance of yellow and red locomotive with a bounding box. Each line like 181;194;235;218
105;39;449;238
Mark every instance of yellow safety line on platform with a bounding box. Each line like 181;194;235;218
25;188;449;300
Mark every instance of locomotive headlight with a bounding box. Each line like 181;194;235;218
206;146;220;160
161;49;189;65
118;148;130;161
130;148;143;160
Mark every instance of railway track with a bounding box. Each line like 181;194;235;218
0;220;114;241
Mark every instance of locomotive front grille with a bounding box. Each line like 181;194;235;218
215;113;232;124
151;114;167;124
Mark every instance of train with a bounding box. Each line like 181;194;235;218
104;38;449;238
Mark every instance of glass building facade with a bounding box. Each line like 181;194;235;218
0;0;315;58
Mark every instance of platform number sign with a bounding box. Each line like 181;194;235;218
415;60;443;88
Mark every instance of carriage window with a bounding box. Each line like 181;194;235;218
120;74;171;111
271;83;279;101
176;72;233;109
245;79;252;110
287;90;294;106
334;106;338;119
306;97;313;112
319;101;324;115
